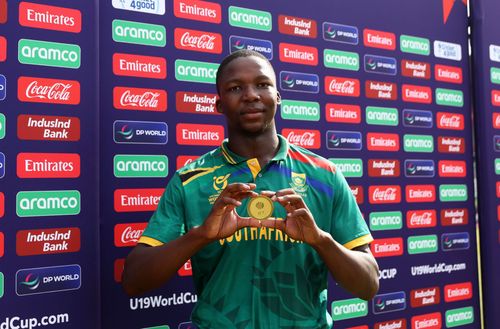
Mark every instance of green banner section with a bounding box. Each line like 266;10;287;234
18;39;81;69
114;155;168;178
281;100;320;121
175;59;219;84
228;6;272;31
16;190;81;217
112;19;166;47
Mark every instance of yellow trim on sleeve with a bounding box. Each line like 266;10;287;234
138;236;164;247
343;234;374;250
247;158;261;180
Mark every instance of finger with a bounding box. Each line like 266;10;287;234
287;208;312;221
260;218;286;231
232;190;259;201
238;216;263;228
224;183;256;194
259;190;276;199
277;194;306;208
275;188;296;197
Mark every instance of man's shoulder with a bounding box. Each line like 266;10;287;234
287;143;337;174
177;147;224;174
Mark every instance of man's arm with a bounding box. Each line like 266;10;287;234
122;227;211;296
122;183;261;296
310;238;379;300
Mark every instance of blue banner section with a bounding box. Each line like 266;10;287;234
0;0;99;327
471;0;500;327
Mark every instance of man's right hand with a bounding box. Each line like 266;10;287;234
199;182;262;240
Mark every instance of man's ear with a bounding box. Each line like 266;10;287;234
216;99;223;113
276;91;281;105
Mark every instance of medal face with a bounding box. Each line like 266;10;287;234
247;195;274;220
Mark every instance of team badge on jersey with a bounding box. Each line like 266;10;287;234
290;172;308;195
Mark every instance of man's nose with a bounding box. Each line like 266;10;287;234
242;86;260;101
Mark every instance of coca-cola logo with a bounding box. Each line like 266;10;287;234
18;77;80;105
325;76;360;96
282;129;321;149
174;28;222;54
121;227;143;243
407;210;437;228
114;223;148;247
369;186;401;204
437;112;463;130
114;87;167;112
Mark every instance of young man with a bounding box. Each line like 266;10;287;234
122;50;379;328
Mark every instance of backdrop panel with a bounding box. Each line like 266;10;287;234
0;1;99;328
471;0;500;328
100;1;480;329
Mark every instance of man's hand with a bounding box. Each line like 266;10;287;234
260;188;324;245
199;183;262;241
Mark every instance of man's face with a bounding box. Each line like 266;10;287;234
216;56;281;136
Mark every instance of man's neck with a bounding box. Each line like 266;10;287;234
226;130;280;167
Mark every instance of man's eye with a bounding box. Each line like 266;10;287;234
257;83;271;88
228;86;241;92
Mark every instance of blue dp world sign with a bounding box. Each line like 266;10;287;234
280;71;319;93
16;264;81;296
403;109;433;128
364;54;397;75
322;22;359;44
326;131;362;150
114;120;168;144
229;35;273;60
372;291;406;314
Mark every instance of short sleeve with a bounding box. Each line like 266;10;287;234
139;173;186;246
330;169;373;249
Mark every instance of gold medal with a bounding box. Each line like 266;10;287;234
247;195;274;220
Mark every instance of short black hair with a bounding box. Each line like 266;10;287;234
216;49;275;94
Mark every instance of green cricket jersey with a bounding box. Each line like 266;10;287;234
139;135;373;329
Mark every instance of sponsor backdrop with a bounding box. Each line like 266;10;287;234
0;0;100;328
100;0;480;328
471;0;500;328
0;0;483;328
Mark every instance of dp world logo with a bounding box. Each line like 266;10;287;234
279;71;319;93
442;232;469;251
494;135;500;151
364;54;397;75
404;159;435;177
326;131;362;150
114;120;168;144
229;36;273;59
322;22;358;45
373;291;406;314
19;273;40;291
402;109;433;128
16;264;81;296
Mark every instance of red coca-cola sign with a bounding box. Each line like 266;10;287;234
18;76;80;105
324;76;360;97
407;210;437;228
369;185;401;204
174;28;222;54
114;223;148;247
281;129;321;149
437;112;464;130
113;86;167;112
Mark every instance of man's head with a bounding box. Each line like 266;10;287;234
216;50;276;95
215;50;280;137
